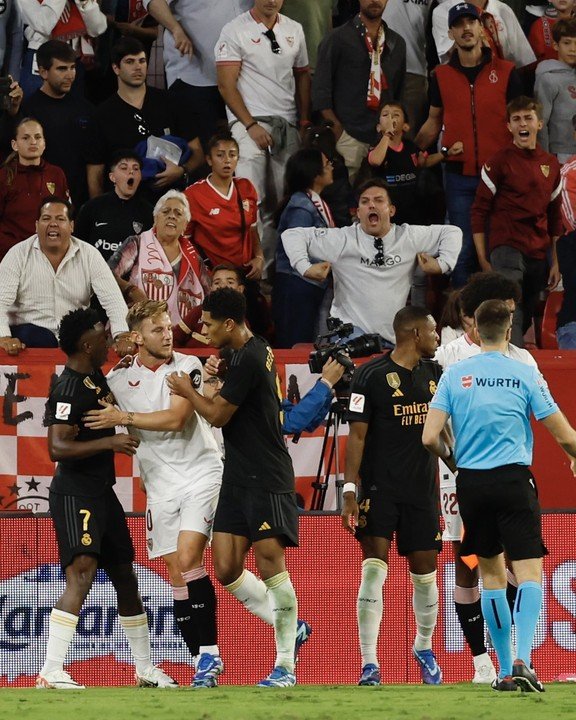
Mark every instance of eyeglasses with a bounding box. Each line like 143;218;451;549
373;237;385;267
263;28;282;54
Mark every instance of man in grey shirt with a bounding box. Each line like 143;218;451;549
281;178;461;346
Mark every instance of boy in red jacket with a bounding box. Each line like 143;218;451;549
471;96;563;347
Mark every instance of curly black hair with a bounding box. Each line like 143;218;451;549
58;308;101;356
459;272;521;319
203;288;246;324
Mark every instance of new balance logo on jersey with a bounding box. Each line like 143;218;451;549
209;208;221;215
259;522;271;531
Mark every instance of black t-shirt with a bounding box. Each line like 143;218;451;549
345;354;442;506
362;139;422;225
219;336;294;493
44;367;116;496
22;91;96;209
87;87;198;166
74;191;154;262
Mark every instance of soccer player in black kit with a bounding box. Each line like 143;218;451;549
342;305;443;687
167;288;310;688
38;308;177;690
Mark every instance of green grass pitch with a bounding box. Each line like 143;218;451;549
1;684;573;720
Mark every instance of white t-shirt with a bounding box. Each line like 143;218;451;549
107;352;222;504
383;0;431;77
142;0;251;88
215;10;309;124
434;332;538;369
432;0;536;68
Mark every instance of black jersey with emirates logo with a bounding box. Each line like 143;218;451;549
219;336;294;493
44;367;117;497
345;354;442;506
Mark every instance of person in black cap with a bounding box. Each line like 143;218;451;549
416;1;523;288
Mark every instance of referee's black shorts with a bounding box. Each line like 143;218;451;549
213;481;299;547
456;464;548;561
49;487;135;569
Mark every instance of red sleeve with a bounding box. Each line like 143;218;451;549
56;167;69;200
471;161;500;234
548;167;564;238
528;20;545;62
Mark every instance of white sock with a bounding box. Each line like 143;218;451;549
40;609;78;675
224;569;273;625
411;571;439;651
118;613;152;674
357;558;388;667
264;571;297;674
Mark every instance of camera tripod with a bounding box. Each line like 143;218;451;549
309;397;348;511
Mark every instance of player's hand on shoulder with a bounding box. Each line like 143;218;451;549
83;400;123;429
166;370;193;398
341;493;358;535
111;354;135;371
110;433;139;455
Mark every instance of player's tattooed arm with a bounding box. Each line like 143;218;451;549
48;424;139;460
84;397;194;432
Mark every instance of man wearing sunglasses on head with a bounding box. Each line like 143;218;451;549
281;178;461;349
215;0;311;278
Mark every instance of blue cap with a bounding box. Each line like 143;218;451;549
448;2;481;27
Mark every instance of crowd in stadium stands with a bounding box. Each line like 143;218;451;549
1;0;576;353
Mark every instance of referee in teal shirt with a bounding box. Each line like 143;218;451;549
423;299;576;693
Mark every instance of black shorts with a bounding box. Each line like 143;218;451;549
213;482;299;547
49;487;135;569
355;487;442;557
456;464;548;561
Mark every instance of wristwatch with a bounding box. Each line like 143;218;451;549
441;146;450;159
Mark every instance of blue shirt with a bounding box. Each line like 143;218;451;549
430;351;558;469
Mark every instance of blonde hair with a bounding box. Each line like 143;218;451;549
126;300;169;330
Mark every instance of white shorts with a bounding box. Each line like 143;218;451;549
145;478;221;559
439;460;463;541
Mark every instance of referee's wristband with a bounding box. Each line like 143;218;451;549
342;482;357;497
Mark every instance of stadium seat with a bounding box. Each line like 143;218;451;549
541;291;564;349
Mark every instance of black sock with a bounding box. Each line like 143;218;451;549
507;582;518;625
173;598;199;658
187;575;218;648
455;600;487;657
